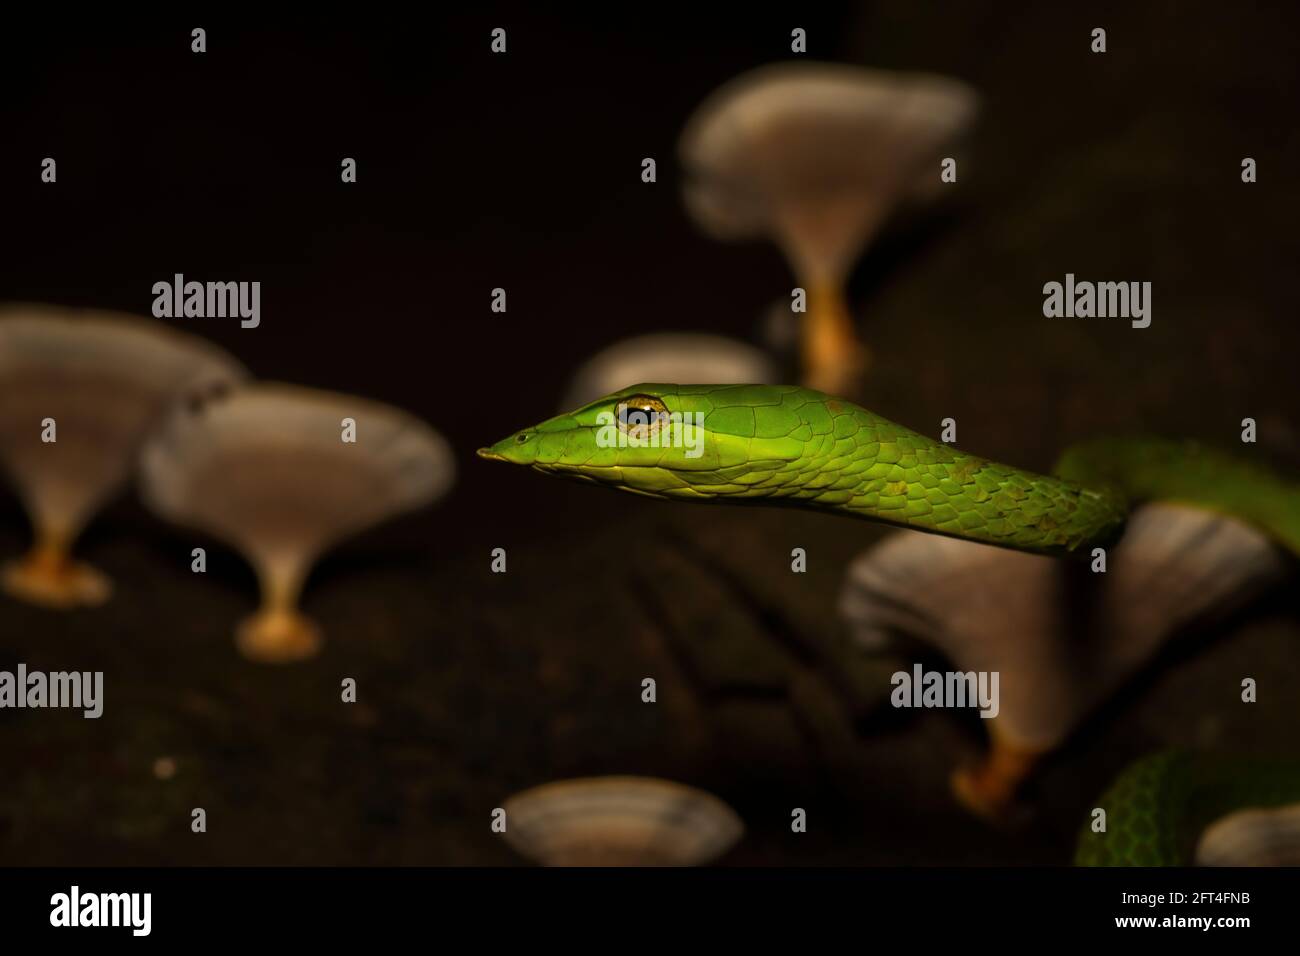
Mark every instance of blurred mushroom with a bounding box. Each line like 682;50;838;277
679;63;979;394
839;503;1287;818
501;776;743;866
139;383;454;663
0;304;245;608
1197;803;1300;866
561;332;778;410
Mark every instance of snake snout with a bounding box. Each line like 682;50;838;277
479;429;542;466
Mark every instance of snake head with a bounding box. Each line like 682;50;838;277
477;383;810;501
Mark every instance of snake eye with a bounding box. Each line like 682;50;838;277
617;394;670;441
515;432;531;444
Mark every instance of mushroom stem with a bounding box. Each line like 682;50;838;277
1;529;111;608
802;280;868;395
235;554;322;664
950;738;1043;820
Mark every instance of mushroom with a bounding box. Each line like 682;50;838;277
0;304;246;608
679;63;979;394
561;332;778;410
501;776;744;866
1197;803;1300;866
139;383;454;663
839;503;1287;818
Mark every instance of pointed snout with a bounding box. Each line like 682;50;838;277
477;429;541;466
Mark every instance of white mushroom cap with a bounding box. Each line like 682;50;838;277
839;503;1286;752
679;62;979;283
0;304;247;544
561;333;778;410
1196;802;1300;866
140;382;454;580
501;776;744;867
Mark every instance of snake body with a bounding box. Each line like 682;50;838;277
1075;751;1300;866
480;383;1300;865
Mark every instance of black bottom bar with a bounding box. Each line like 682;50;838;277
0;866;1287;941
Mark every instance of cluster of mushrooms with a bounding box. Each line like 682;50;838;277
0;303;454;664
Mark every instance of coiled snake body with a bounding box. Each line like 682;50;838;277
1076;751;1300;866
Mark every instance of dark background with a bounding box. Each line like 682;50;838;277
0;4;1297;864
